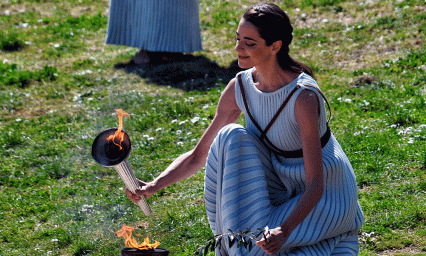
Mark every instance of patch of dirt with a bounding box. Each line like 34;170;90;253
378;245;424;255
349;75;378;88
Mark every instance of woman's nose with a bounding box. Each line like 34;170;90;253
235;42;243;52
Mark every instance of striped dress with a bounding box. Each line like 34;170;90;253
106;0;202;53
204;68;364;255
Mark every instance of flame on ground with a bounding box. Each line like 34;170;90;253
116;224;160;250
106;109;130;150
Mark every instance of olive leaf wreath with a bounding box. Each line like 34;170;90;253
194;226;270;256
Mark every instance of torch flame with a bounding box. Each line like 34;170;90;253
107;109;130;150
116;224;160;250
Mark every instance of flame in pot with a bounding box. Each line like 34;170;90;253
116;224;160;250
107;109;130;150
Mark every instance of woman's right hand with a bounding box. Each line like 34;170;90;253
125;179;156;203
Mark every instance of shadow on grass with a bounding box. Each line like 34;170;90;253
116;55;244;91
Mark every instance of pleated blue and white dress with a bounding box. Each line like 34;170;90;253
106;0;202;53
204;68;364;255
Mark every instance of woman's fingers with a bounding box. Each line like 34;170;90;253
125;180;156;205
256;231;283;255
135;187;149;198
125;187;141;203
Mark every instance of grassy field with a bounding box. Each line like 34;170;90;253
1;0;426;255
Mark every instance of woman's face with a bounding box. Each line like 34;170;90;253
235;18;277;69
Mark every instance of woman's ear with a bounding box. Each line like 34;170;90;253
271;40;283;55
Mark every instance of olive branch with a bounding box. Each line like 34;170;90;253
194;227;270;256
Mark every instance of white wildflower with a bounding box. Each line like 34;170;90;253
337;97;352;103
203;104;209;109
176;130;182;135
407;138;415;144
322;19;329;23
4;10;10;15
16;118;22;122
148;137;155;141
171;119;178;124
363;232;375;237
398;127;413;135
177;142;183;146
179;120;187;125
155;128;162;132
143;134;150;138
51;239;58;242
389;124;397;128
73;94;81;102
54;43;60;48
191;117;200;123
354;131;362;136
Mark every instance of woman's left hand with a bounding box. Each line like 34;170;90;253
255;227;288;255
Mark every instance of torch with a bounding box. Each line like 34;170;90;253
91;128;152;216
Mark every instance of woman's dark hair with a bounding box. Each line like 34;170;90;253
243;3;314;78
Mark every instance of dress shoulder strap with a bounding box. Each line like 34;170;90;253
237;74;332;158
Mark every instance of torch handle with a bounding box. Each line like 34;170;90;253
114;160;152;216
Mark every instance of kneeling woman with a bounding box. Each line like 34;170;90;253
126;3;364;255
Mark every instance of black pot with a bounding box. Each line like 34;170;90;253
121;248;169;256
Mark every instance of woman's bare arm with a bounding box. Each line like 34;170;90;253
280;89;324;235
130;78;242;199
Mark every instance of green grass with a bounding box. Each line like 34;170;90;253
1;0;426;255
